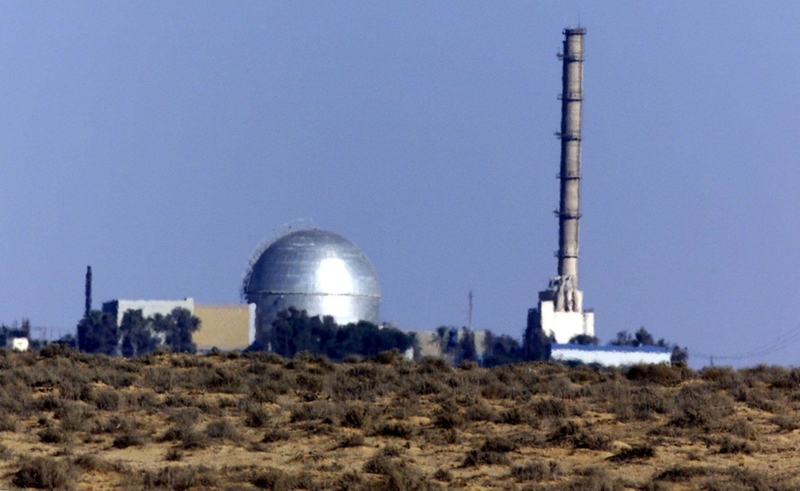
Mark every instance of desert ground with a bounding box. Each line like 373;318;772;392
0;345;798;490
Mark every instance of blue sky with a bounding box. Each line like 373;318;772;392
2;2;799;367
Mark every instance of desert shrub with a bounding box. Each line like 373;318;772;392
432;400;464;430
462;449;509;467
197;366;242;393
35;394;63;412
142;465;218;491
112;431;145;449
13;456;76;490
91;415;132;435
700;366;742;390
539;375;577;399
335;433;366;448
164;448;183;462
723;466;796;491
342;403;371;429
94;389;120;411
372;420;414;439
289;402;338;424
608;444;655;462
204;418;240;441
433;468;453;482
668;384;733;429
654;465;710;482
52;403;89;432
248;386;278;404
168;408;202;428
295;373;323;393
252;467;297;490
262;428;291;443
770;414;799;433
501;406;539;427
511;460;559;482
419;357;451;375
38;426;66;445
0;415;17;432
160;424;206;450
481;436;518;453
73;454;113;472
626;364;682;386
726;418;757;440
547;420;581;445
531;397;571;419
465;400;499;423
717;435;753;455
244;404;271;428
572;431;612;451
564;466;623;491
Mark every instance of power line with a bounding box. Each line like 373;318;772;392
693;326;800;361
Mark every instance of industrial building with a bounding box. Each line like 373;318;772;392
102;298;253;352
242;228;381;342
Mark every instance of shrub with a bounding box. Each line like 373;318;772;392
38;427;66;445
717;435;753;455
608;444;655;462
112;432;145;449
204;418;240;441
462;449;509;467
770;414;799;433
511;460;559;482
13;456;76;490
261;428;291;443
243;404;271;428
252;468;297;490
94;390;120;411
668;384;733;429
335;433;366;448
626;364;682;386
142;465;218;491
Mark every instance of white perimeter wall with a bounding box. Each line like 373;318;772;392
551;347;671;366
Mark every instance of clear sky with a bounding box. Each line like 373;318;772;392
2;2;799;367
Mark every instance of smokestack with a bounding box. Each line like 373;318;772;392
84;266;92;318
556;27;584;303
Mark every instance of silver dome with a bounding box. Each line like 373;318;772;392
244;229;381;333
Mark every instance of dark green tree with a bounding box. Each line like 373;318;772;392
568;334;599;345
119;309;156;358
523;308;554;361
77;310;119;355
483;330;524;367
154;308;200;354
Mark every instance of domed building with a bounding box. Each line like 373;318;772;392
242;229;381;338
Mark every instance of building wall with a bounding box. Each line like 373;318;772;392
103;298;195;326
539;300;594;343
550;344;671;366
193;304;254;352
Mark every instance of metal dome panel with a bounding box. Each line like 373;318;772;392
244;229;381;328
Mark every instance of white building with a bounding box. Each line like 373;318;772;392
550;343;671;366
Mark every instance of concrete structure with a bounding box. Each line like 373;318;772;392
550;344;671;366
193;304;254;351
103;298;253;352
529;27;595;343
102;298;195;326
243;229;381;341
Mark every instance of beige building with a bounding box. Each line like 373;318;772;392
192;304;254;352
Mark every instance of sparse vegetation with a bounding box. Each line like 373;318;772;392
0;348;792;489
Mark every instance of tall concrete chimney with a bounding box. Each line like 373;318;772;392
557;27;584;292
530;27;594;345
